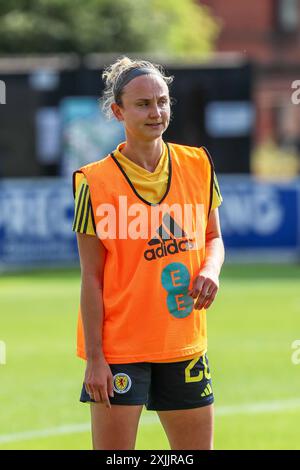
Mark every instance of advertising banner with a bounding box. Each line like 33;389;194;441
219;176;300;261
0;176;299;270
0;179;77;270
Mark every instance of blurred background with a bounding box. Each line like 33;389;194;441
0;0;300;450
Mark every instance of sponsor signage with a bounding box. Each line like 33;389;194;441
0;176;299;269
219;176;300;260
0;178;77;270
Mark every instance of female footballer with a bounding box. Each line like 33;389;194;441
72;57;225;450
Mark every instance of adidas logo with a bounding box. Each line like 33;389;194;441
201;383;213;397
144;213;195;261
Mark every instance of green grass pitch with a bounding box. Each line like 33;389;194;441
0;263;300;450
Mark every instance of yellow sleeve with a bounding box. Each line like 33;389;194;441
211;172;223;211
72;175;96;235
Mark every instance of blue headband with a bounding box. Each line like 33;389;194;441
113;67;160;101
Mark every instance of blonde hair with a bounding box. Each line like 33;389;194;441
101;56;174;119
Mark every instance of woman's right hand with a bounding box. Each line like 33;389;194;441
84;356;114;408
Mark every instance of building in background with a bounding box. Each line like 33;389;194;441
201;0;300;175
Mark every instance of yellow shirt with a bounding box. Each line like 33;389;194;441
73;142;223;235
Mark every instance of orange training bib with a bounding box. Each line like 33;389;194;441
74;142;214;363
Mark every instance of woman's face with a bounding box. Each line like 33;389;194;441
112;74;171;142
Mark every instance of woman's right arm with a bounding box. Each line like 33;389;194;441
76;232;114;408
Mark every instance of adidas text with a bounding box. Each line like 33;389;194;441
144;238;195;261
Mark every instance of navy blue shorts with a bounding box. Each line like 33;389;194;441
80;353;214;411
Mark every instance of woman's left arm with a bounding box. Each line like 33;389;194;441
189;208;225;310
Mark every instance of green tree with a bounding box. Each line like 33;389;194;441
0;0;219;57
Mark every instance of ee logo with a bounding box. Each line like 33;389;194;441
161;262;194;318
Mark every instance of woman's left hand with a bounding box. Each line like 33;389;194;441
188;268;219;310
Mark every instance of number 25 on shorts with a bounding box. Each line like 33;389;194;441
184;355;211;383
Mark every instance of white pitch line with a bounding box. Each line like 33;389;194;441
215;398;300;416
0;423;90;445
1;398;300;445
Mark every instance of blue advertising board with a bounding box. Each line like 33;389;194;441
0;178;78;271
219;176;300;261
0;176;299;270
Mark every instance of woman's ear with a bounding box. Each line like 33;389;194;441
111;103;124;122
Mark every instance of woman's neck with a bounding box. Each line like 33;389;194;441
121;138;164;173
